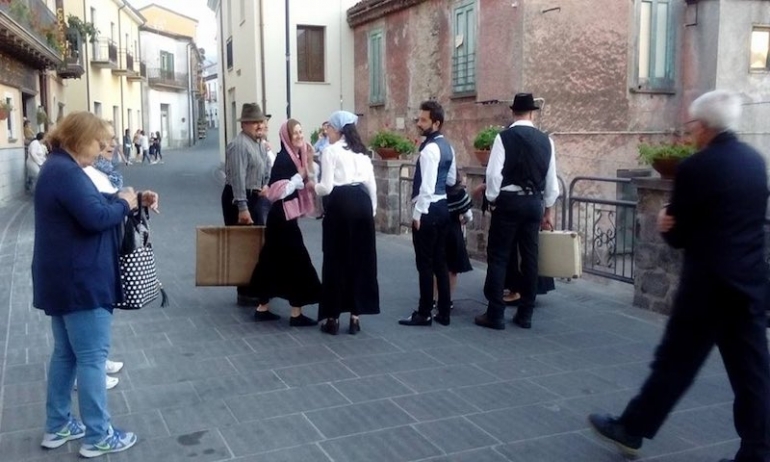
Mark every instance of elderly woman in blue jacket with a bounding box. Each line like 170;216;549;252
33;112;158;458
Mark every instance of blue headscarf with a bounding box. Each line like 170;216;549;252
328;111;358;131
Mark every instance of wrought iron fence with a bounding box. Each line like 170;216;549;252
91;38;117;64
147;67;188;88
0;0;58;53
567;176;637;283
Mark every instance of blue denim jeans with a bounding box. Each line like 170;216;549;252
46;307;112;444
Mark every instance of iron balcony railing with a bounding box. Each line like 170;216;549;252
147;67;188;89
452;52;476;94
91;38;118;65
0;0;60;56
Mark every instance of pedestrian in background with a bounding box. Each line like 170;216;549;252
589;90;770;462
315;111;379;335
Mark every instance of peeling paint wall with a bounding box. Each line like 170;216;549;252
351;0;770;190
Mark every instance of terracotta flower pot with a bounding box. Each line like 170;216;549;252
651;158;680;180
376;147;399;160
474;149;491;167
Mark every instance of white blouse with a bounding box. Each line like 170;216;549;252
315;140;377;216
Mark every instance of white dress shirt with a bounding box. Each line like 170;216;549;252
28;140;47;166
485;120;559;207
315;139;377;216
413;135;457;221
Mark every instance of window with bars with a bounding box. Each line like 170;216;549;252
368;30;385;104
751;27;770;71
297;25;325;82
637;0;675;91
452;0;476;95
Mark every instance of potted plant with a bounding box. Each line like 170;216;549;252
638;141;695;179
473;125;503;166
0;101;12;121
309;126;323;146
66;14;99;43
370;130;414;160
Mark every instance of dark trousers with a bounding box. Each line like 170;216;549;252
412;200;450;317
620;273;770;462
222;184;271;299
221;184;271;226
483;194;543;321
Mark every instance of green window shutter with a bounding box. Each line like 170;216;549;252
369;31;384;104
453;1;476;94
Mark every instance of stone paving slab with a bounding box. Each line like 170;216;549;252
0;133;746;461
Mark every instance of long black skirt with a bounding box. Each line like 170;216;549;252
318;184;380;320
446;218;473;274
249;202;321;307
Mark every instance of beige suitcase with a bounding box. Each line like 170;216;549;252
538;230;582;279
195;226;265;286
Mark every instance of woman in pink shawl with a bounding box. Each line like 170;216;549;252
247;119;320;326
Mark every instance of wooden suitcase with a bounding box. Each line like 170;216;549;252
195;226;265;286
538;230;582;279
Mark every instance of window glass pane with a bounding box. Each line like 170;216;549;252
638;1;652;79
751;29;770;69
654;2;669;79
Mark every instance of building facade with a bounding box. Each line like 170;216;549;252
207;0;358;161
138;4;204;149
204;72;219;129
0;0;75;204
347;0;770;185
61;0;145;145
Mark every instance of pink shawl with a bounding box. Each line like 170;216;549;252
265;121;315;220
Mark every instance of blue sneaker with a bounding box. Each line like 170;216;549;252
41;418;86;449
78;427;137;458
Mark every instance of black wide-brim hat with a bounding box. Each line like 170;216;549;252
237;103;266;122
510;93;540;112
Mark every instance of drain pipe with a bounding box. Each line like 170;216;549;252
259;0;267;114
284;0;291;118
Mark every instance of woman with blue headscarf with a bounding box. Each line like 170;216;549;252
315;111;380;335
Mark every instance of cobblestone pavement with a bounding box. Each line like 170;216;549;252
0;132;739;461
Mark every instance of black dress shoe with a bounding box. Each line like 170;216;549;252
321;318;339;335
474;314;505;330
398;311;432;326
348;318;360;335
237;294;259;306
254;310;281;321
290;314;318;327
434;314;450;326
587;413;642;456
512;313;532;329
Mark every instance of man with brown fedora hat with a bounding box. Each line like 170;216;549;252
475;92;559;330
222;102;273;306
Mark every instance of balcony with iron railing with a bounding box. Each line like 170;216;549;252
147;67;188;91
0;0;63;68
91;37;118;68
57;29;85;79
113;49;136;76
126;58;146;82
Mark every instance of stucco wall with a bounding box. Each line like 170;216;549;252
350;0;705;194
0;148;26;206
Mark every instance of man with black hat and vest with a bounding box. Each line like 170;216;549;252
475;93;559;330
399;100;457;327
222;103;272;306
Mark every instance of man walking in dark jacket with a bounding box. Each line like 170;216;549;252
589;90;770;462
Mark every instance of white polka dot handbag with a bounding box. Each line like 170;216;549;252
115;205;168;310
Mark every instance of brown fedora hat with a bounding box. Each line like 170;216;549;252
237;103;266;122
510;93;540;112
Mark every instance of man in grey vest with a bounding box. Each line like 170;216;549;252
476;93;559;330
221;103;272;305
399;100;457;327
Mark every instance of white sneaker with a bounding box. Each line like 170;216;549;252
105;360;124;374
74;375;119;390
106;375;119;390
